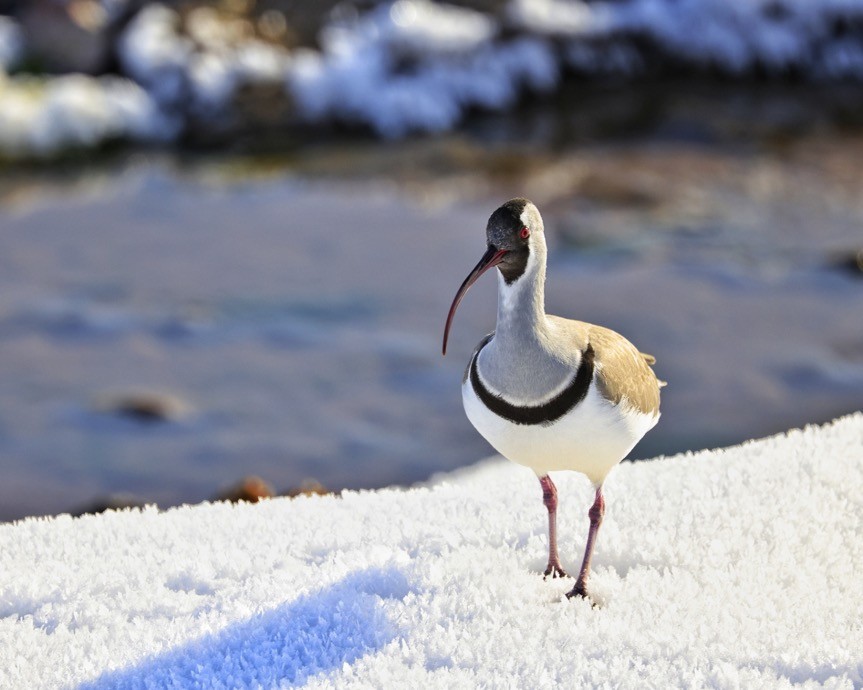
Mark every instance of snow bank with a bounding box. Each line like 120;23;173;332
118;4;290;114
291;1;555;137
0;16;24;72
1;414;862;688
510;0;863;77
117;1;555;138
8;0;863;154
114;0;863;141
0;73;174;159
0;11;175;159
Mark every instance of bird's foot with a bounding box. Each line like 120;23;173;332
565;582;588;599
565;582;601;608
566;573;590;600
543;563;569;580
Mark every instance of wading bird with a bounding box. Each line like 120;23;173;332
443;198;662;599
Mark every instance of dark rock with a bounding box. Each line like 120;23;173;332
72;493;148;517
93;391;193;423
214;475;275;503
252;0;348;49
284;478;328;498
448;0;509;17
176;0;344;50
19;0;114;74
226;80;297;137
829;248;863;278
577;170;664;208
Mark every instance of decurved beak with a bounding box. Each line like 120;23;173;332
442;246;508;356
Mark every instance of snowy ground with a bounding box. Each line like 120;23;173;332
1;414;861;688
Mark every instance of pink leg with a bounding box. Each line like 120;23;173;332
567;487;605;599
539;475;567;579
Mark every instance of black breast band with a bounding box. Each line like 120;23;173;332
469;338;595;426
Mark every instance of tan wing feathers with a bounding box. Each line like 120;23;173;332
585;323;662;416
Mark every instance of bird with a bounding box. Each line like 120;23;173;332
442;198;662;600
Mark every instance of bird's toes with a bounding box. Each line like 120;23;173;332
565;584;600;607
565;585;587;599
543;564;569;580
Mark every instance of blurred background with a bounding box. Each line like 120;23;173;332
1;0;862;522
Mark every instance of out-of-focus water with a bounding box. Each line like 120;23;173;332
1;131;862;521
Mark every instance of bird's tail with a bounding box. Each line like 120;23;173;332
641;352;667;387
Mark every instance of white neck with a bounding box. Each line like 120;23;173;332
494;234;548;346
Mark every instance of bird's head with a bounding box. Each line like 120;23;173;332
442;198;544;356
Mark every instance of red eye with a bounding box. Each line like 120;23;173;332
520;227;530;239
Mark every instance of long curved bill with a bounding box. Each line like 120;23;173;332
442;246;508;356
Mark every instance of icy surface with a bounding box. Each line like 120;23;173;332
1;415;861;688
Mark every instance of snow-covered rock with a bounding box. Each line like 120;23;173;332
288;1;554;137
0;16;24;72
118;3;291;117
116;4;193;108
510;0;863;76
0;73;174;159
108;0;863;143
10;0;863;155
1;414;861;688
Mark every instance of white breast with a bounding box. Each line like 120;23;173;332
462;377;658;485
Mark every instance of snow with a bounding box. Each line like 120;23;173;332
0;5;171;158
0;9;178;159
381;0;497;55
289;2;554;138
115;0;551;138
509;0;863;76
2;414;861;688
7;0;863;154
0;73;173;159
105;0;863;142
116;4;193;108
119;3;289;114
0;16;24;72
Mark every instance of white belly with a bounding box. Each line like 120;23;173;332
462;378;658;485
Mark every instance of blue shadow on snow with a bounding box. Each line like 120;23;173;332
79;567;411;689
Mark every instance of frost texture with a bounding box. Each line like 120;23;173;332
1;414;862;688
